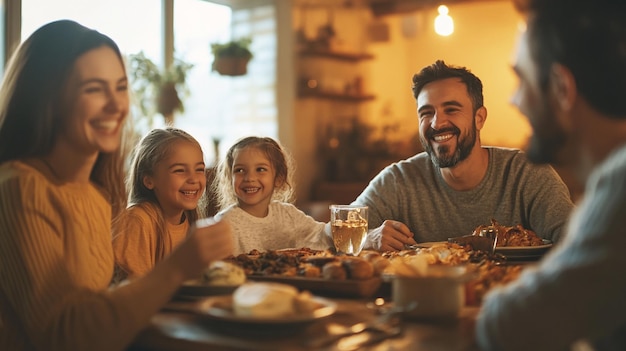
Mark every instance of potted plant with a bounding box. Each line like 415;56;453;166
128;51;194;125
210;37;253;76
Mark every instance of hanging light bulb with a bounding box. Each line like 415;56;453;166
434;5;454;36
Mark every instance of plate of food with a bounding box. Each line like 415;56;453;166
190;282;337;334
494;239;552;260
446;220;555;260
198;295;337;325
226;249;386;298
174;261;247;300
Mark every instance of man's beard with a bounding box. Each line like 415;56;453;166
524;99;568;165
525;132;567;165
420;123;477;168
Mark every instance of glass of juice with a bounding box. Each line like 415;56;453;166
329;205;368;255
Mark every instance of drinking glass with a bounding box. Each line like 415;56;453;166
329;205;368;255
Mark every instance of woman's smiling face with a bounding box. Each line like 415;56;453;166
58;45;129;156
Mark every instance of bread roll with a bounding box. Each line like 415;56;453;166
299;263;321;278
201;261;246;286
371;256;390;275
360;250;382;262
343;257;374;279
322;261;347;280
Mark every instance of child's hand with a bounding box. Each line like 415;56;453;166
168;219;234;282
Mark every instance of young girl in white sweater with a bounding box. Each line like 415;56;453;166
213;136;332;255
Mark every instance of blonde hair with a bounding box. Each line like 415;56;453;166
213;136;295;211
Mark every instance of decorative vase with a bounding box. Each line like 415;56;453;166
212;56;250;76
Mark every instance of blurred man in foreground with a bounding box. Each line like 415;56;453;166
476;1;626;350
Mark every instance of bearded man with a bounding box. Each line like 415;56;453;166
353;60;574;251
476;0;626;350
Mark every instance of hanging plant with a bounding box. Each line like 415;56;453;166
210;37;253;76
128;51;194;125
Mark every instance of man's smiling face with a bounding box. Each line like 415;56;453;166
417;77;480;168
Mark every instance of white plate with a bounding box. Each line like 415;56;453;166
195;295;337;326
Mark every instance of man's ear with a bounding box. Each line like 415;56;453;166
475;106;487;130
143;175;155;190
550;63;577;112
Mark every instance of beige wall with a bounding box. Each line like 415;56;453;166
367;2;528;148
291;1;528;204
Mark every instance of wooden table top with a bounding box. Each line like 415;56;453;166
128;297;480;351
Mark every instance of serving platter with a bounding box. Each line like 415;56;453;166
247;275;383;298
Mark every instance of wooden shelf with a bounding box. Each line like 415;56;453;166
298;89;376;102
298;50;374;62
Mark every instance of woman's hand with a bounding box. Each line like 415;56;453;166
167;218;234;282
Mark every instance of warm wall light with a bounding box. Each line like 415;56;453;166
434;5;454;36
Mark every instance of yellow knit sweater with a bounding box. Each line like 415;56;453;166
0;161;153;350
112;203;189;280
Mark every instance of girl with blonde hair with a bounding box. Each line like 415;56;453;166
113;127;210;280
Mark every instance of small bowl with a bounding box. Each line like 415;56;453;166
385;265;474;320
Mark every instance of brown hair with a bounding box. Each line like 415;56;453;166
515;0;626;118
0;19;131;217
412;60;484;115
213;136;294;211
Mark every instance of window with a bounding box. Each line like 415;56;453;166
175;1;278;165
169;0;234;165
15;0;279;166
21;0;162;61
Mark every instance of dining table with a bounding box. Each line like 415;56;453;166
126;241;545;351
127;293;481;351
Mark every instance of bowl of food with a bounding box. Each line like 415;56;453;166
384;255;475;320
